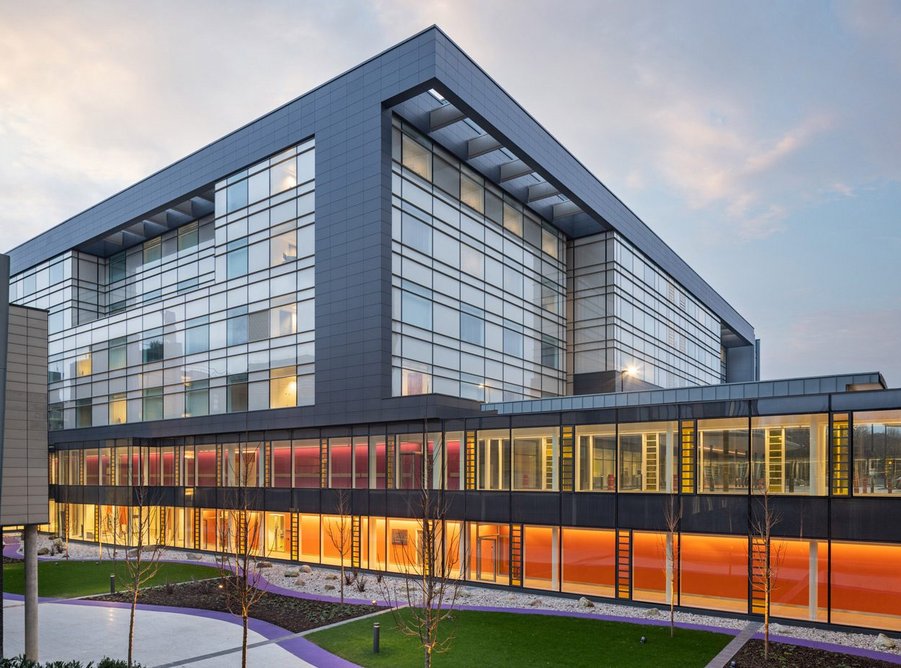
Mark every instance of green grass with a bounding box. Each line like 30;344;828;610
3;560;220;598
307;608;732;667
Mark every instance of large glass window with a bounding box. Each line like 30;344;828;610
477;429;510;491
852;410;901;495
561;527;615;597
141;330;163;364
108;393;127;425
108;337;127;370
511;428;558;491
397;434;423;490
185;380;209;417
698;418;749;494
293;440;320;489
227;374;248;412
269;367;296;408
576;425;616;491
402;134;431;181
329;438;352;489
271;441;292;488
445;431;463;491
618;421;677;492
751;414;827;495
142;387;163;421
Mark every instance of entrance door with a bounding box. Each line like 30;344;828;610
477;535;498;582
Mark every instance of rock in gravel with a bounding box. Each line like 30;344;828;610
324;584;335;591
529;599;542;607
186;553;203;561
644;608;660;617
295;577;306;586
325;574;338;581
37;547;50;556
876;633;897;650
300;564;313;574
579;597;594;608
770;623;786;634
284;570;299;578
256;561;272;569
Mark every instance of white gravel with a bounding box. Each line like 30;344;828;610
19;534;901;657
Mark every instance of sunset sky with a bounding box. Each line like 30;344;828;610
2;1;899;383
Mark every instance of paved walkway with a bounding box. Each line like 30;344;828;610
3;596;317;667
704;621;761;668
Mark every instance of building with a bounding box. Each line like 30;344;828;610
5;27;900;632
0;253;50;660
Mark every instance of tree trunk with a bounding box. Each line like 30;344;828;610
424;645;431;668
129;586;138;668
242;612;249;668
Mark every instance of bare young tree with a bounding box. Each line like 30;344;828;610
218;441;269;668
750;489;784;661
662;493;682;638
122;486;163;668
324;488;352;604
383;435;464;668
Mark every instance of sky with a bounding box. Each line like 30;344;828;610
1;1;899;384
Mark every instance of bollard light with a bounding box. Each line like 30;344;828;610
373;622;381;653
110;573;116;594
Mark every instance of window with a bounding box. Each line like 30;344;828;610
108;393;127;425
227;312;248;345
142;330;164;363
226;241;248;279
226;181;248;213
477;430;510;490
397;434;423;489
402;134;431;181
433;156;460;198
109;252;126;283
853;410;901;495
143;238;161;264
698;418;749;493
270;230;297;265
512;428;558;491
270;303;297;337
248;310;269;342
401;291;432;329
108;337;127;370
75;352;92;377
270;367;296;408
402;214;432;254
270;156;297;195
185;380;209;417
576;427;616;491
618;421;677;492
227;374;248;412
329;438;352;488
503;327;523;358
76;398;92;428
460;310;484;346
185;322;209;355
461;173;484;212
751;414;827;495
178;222;199;251
143;387;163;421
401;366;431;396
49;403;63;431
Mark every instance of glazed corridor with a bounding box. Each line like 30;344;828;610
46;503;901;633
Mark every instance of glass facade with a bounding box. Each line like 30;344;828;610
568;234;723;389
12;140;315;428
391;118;566;402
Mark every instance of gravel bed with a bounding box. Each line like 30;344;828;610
20;534;901;658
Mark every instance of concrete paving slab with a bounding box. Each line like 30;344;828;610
3;597;312;667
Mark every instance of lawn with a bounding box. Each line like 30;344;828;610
307;608;733;667
3;560;220;598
